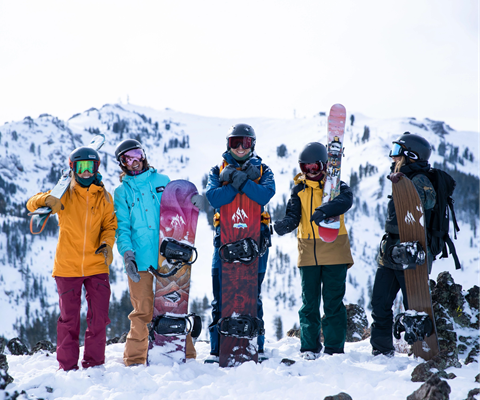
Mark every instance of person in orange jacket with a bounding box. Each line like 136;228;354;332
26;146;117;371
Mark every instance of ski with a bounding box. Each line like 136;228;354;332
318;104;346;243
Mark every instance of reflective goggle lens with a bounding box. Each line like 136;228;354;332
120;149;145;166
300;162;325;174
390;143;404;157
75;160;98;174
228;136;253;149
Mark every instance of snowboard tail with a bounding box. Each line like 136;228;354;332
392;176;439;360
149;180;200;365
219;194;261;367
318;104;346;243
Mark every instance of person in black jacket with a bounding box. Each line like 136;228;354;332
371;132;436;357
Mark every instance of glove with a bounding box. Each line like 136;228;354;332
95;244;113;266
190;194;204;209
45;195;64;214
219;165;238;183
274;220;295;236
230;170;249;192
242;160;261;181
124;250;140;282
310;208;327;226
388;172;405;184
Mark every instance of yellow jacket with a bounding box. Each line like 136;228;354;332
290;173;354;268
26;182;117;277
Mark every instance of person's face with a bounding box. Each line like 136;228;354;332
126;159;144;172
231;144;251;159
391;156;402;163
120;149;145;172
78;170;94;179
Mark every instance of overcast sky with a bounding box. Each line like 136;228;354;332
0;0;478;131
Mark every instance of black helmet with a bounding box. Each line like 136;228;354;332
298;142;328;164
226;123;256;150
68;147;101;171
115;139;144;161
390;132;431;161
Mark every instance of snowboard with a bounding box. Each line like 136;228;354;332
318;104;346;243
392;176;439;360
219;193;261;367
28;134;106;235
147;180;199;365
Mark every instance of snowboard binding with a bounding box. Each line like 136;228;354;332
218;315;265;339
148;238;198;278
149;313;202;340
218;237;259;265
394;312;433;345
389;241;426;269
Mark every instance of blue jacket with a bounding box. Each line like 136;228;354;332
206;152;275;273
114;168;170;271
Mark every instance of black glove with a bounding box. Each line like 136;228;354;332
310;208;327;226
242;160;261;181
219;165;237;183
274;220;295;236
124;250;140;282
388;172;405;184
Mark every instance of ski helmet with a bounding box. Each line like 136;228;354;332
226;124;256;151
298;142;328;164
68;147;101;173
390;132;431;162
115;139;144;162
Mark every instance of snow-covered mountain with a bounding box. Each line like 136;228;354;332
0;103;478;347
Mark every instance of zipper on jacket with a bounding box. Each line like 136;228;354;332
81;188;90;276
309;186;319;266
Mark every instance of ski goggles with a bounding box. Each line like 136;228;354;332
120;148;145;166
300;161;326;175
228;136;254;150
75;160;99;174
389;143;419;160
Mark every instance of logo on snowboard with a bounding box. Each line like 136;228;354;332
405;211;416;225
163;291;181;307
232;207;248;229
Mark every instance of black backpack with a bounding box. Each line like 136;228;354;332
415;168;461;270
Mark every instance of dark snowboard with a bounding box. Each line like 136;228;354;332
392;176;439;360
148;180;199;365
219;193;261;367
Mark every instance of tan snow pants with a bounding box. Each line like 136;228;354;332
123;271;196;366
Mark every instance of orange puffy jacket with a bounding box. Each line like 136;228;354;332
26;182;117;277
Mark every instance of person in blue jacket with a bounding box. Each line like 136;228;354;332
204;123;275;363
113;139;196;366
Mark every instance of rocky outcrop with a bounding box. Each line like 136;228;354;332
407;375;451;400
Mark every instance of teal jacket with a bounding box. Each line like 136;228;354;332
114;168;170;271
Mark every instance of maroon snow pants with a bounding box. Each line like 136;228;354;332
55;273;111;370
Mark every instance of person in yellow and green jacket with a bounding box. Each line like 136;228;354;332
26;147;117;371
274;142;354;360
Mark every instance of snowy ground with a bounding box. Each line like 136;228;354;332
3;339;479;400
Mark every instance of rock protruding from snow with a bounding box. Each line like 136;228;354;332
407;375;451;400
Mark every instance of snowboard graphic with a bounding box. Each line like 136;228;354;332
219;194;261;367
392;176;439;360
147;180;200;365
28;134;106;234
318;104;346;243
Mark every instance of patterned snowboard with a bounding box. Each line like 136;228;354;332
148;179;199;365
318;104;346;243
28;134;105;234
392;176;439;360
219;194;261;367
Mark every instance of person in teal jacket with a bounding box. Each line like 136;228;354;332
113;139;186;366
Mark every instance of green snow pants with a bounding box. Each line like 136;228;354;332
299;264;348;353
